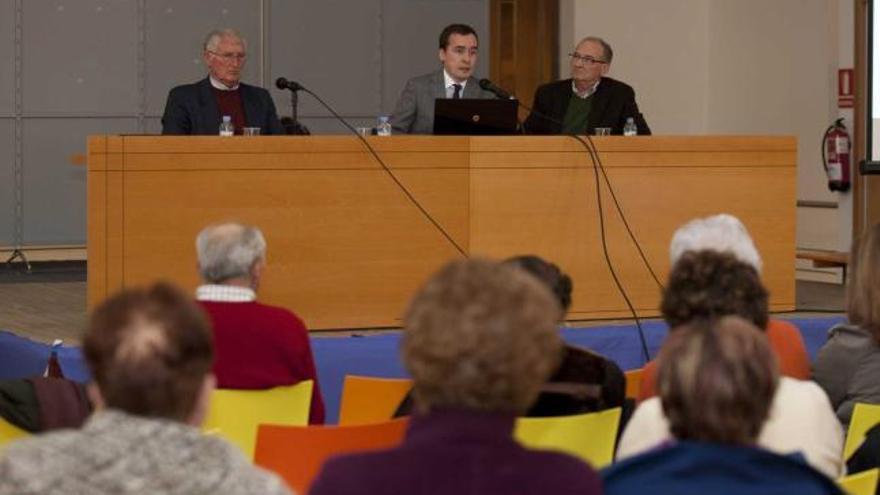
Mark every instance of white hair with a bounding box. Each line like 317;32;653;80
196;222;265;283
669;214;762;273
203;28;246;53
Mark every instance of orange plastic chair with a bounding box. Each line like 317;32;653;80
338;375;413;425
624;368;643;400
254;418;409;494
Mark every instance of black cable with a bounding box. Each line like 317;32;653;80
569;132;651;363
521;105;663;290
579;134;664;290
518;101;653;362
298;87;467;258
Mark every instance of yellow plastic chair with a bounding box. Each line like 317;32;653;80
338;375;413;426
838;468;880;495
624;368;643;400
514;407;621;468
203;381;313;460
0;417;30;451
844;403;880;461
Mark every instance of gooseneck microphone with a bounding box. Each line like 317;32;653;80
275;77;309;135
275;77;304;92
478;78;513;100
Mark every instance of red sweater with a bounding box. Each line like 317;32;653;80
199;300;325;424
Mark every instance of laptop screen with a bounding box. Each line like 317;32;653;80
433;99;519;135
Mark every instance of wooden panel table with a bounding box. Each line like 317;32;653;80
88;135;796;329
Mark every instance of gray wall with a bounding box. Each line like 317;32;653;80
0;0;489;247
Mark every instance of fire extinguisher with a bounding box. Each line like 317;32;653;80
822;118;851;192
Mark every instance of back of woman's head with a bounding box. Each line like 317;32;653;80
661;250;769;330
658;316;778;445
402;258;563;415
503;255;573;317
847;223;880;341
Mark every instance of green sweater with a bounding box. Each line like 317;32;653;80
562;93;593;135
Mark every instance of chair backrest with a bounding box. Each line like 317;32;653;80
624;368;643;400
838;468;880;495
844;403;880;461
0;417;29;451
202;381;313;460
338;375;413;425
514;407;622;468
254;418;409;494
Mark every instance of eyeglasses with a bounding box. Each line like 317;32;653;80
568;53;607;66
209;51;247;62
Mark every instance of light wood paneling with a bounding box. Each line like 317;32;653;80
88;135;796;329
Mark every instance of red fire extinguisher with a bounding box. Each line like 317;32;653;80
822;118;851;192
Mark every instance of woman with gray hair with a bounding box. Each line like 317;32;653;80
309;258;602;495
604;317;842;495
637;213;810;402
618;251;844;478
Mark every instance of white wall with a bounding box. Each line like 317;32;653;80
563;0;847;282
564;0;710;135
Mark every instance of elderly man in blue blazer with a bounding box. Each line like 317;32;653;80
161;29;283;136
389;24;496;135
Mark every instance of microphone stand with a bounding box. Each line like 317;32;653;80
284;89;310;135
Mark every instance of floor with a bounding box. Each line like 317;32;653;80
0;261;846;345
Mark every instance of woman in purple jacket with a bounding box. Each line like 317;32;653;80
309;258;603;495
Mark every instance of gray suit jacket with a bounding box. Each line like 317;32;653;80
389;70;495;134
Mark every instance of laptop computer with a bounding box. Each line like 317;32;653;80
433;98;519;135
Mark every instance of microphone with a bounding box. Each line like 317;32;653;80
275;77;308;135
275;77;303;92
478;78;513;100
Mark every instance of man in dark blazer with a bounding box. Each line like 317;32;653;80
523;36;650;136
389;24;496;135
161;29;283;135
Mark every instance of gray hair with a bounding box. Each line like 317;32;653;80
577;36;613;63
669;214;763;273
196;222;266;283
203;28;246;53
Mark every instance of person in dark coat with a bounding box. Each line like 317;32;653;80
603;317;843;495
310;259;602;495
523;36;649;136
161;29;282;135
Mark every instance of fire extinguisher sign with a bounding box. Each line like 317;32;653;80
839;68;854;108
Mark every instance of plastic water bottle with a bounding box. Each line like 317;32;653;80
376;116;392;136
44;339;64;378
623;117;637;136
219;115;234;136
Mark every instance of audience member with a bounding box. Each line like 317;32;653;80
162;29;283;135
0;282;291;495
310;258;602;495
638;213;810;401
395;255;625;417
523;36;649;135
604;317;843;495
617;251;844;478
389;23;495;134
507;255;625;415
196;222;324;424
813;223;880;425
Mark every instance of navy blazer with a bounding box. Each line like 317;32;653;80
523;77;650;135
161;77;283;135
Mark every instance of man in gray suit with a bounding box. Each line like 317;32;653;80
390;24;495;134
